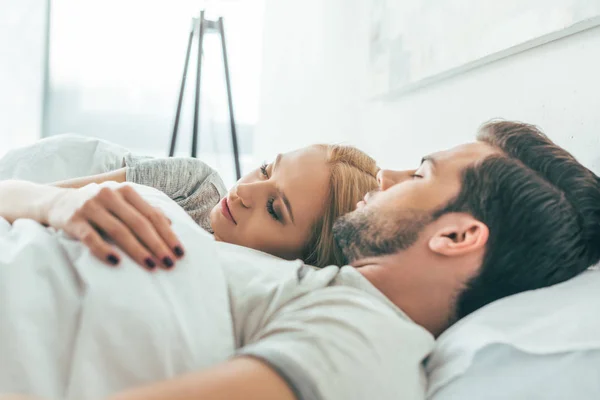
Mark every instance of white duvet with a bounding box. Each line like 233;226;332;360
0;183;236;400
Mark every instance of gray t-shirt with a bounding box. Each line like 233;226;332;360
210;238;435;400
123;155;227;232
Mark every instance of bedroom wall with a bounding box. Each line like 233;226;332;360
254;0;365;160
255;0;600;175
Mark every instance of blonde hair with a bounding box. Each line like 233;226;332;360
302;144;379;268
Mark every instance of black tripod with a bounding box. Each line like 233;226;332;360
169;10;241;180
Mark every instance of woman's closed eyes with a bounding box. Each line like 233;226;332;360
266;197;280;221
260;162;283;222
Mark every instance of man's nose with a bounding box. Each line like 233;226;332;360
376;169;409;191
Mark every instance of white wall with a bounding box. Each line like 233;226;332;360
0;0;47;157
256;0;600;175
255;0;365;162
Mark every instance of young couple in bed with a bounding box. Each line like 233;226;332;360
1;120;600;400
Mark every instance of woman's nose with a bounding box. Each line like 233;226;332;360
234;183;254;208
376;169;408;191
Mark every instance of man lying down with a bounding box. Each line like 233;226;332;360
1;121;599;400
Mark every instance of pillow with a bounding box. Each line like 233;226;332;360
0;134;131;183
426;265;600;399
428;344;600;400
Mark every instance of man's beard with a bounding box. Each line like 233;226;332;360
333;207;433;264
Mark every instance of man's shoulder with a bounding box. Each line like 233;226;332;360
329;266;416;320
216;249;409;324
235;263;435;400
212;244;426;334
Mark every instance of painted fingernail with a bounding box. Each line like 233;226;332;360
107;254;119;265
163;257;174;268
145;258;156;269
174;246;184;257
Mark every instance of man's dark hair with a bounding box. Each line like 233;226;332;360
437;120;600;319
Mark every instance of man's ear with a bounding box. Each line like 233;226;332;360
428;214;489;256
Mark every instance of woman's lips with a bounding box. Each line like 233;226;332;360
220;197;237;224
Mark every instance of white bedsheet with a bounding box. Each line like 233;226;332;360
0;183;235;400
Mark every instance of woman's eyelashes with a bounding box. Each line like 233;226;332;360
260;162;269;178
411;174;423;179
266;197;281;221
260;163;282;223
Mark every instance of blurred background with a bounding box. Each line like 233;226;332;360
1;0;265;186
1;0;599;187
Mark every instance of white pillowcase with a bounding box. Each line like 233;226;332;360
426;265;600;399
428;344;600;400
0;134;131;183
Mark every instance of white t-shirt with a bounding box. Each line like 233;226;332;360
0;183;434;400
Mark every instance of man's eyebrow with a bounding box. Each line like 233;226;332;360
272;154;295;224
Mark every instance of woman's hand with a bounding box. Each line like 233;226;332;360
47;185;184;270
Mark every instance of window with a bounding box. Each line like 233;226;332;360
46;0;264;186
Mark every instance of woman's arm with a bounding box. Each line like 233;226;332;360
118;157;226;230
54;158;227;231
0;180;182;269
0;180;63;224
52;168;126;189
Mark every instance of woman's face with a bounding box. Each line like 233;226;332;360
210;145;330;259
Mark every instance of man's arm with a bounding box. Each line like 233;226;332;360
112;269;434;400
108;357;295;400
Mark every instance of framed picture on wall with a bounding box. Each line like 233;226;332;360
370;0;600;98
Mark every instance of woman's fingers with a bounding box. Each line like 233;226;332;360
93;187;179;269
65;185;184;270
118;186;185;258
70;219;121;266
80;198;160;270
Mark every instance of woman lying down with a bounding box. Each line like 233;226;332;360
49;143;379;269
0;145;430;400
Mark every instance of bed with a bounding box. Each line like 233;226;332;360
1;134;599;400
